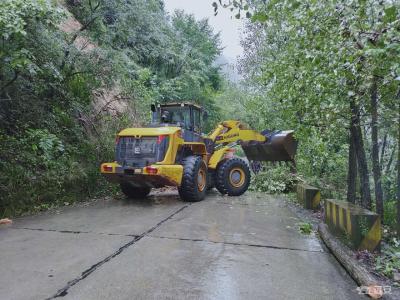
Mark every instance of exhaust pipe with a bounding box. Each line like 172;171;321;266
241;130;298;162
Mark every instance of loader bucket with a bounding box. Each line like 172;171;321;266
241;130;298;162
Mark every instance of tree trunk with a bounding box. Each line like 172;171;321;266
318;223;380;293
380;133;387;170
350;99;372;210
386;144;396;174
347;129;357;203
397;99;400;238
370;79;384;218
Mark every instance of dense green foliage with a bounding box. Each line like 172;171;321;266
0;0;223;216
216;0;400;220
212;3;400;280
249;164;296;194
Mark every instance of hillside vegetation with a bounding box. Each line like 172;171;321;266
0;0;223;216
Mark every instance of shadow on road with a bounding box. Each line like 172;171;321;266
118;189;182;207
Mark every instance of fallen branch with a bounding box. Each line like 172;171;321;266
318;223;383;299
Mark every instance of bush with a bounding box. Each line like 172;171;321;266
249;164;296;194
375;238;400;279
383;200;397;228
0;129;113;217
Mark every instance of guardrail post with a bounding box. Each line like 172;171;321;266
324;199;381;252
296;183;321;210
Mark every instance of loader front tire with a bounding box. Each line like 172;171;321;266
178;156;207;202
215;158;251;196
120;182;151;199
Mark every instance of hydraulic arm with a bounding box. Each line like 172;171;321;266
207;120;297;163
208;120;266;144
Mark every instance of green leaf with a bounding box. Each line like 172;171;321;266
365;48;386;57
251;12;268;23
383;6;397;24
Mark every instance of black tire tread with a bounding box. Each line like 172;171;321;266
178;156;207;202
215;157;251;196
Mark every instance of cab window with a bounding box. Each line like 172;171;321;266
161;106;191;130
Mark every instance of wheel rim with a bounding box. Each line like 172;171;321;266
197;168;206;192
229;167;245;188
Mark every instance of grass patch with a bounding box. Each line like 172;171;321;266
297;222;313;235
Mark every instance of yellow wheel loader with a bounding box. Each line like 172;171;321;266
101;103;297;202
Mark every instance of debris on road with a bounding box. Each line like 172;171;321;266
0;218;12;225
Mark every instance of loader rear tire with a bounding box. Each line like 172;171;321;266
120;182;151;199
215;158;251;196
178;156;207;202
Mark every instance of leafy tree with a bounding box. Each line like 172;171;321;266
219;0;400;227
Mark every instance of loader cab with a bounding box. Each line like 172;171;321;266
151;103;207;142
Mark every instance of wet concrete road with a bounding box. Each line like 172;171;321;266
0;191;364;300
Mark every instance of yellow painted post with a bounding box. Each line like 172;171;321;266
338;207;345;231
332;203;337;226
296;183;320;210
324;199;381;252
346;210;352;235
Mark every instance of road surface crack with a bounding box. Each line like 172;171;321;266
46;205;190;299
214;201;275;207
148;235;324;253
11;227;137;237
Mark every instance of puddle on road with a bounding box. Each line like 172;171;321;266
207;265;237;300
195;243;238;300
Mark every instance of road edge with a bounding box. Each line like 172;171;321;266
318;223;399;300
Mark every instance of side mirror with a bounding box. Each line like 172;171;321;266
203;111;209;121
151;104;156;112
